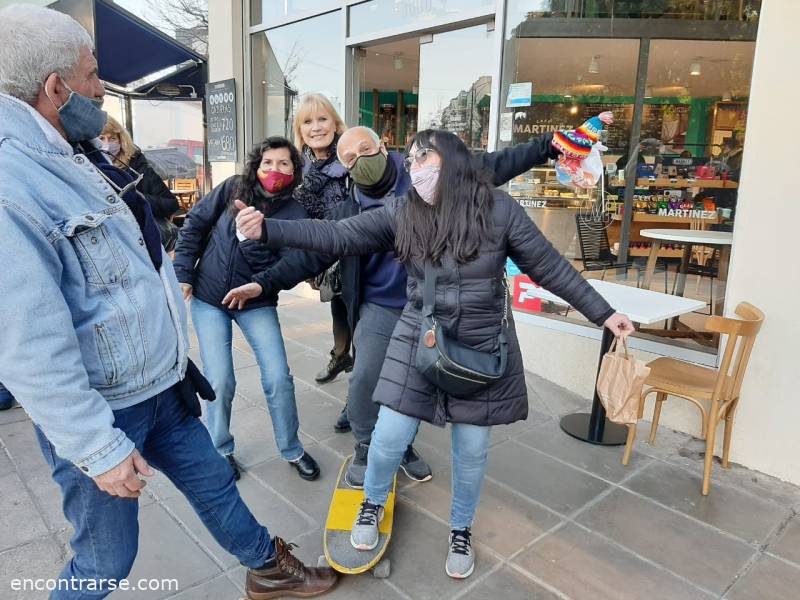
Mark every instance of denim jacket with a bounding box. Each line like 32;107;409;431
0;94;189;476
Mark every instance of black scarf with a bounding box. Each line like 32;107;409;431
356;153;397;199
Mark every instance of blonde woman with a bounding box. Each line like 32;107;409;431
99;117;180;250
292;95;354;410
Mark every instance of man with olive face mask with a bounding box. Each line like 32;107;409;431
260;125;561;488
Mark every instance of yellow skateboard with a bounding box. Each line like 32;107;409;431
318;455;396;578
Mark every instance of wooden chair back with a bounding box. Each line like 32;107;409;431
703;302;765;403
174;178;196;191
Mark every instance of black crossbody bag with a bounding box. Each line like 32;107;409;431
415;263;509;397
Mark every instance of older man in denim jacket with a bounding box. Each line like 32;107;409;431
0;5;337;599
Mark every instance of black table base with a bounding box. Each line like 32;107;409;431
559;326;628;446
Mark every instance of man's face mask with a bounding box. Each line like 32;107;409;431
46;77;107;143
348;151;387;187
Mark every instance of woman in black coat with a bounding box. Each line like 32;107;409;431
236;130;634;578
99;117;180;251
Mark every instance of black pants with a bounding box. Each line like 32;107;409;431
330;294;352;359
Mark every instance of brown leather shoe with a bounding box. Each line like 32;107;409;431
246;537;338;599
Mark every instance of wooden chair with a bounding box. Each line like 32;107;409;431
173;178;198;212
622;302;765;495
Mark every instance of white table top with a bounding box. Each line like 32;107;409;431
521;279;706;325
640;228;733;245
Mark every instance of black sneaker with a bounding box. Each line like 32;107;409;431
400;445;432;482
334;405;351;433
225;454;241;481
315;354;354;384
344;442;369;489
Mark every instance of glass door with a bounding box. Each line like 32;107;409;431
417;24;495;151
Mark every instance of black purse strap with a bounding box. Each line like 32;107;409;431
422;261;440;320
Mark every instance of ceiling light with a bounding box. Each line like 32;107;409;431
588;56;599;74
393;55;404;70
722;90;732;101
644;85;653;98
569;105;579;115
690;59;702;76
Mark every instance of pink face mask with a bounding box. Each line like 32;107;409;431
410;165;440;204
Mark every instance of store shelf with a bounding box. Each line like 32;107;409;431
611;213;720;224
608;178;738;189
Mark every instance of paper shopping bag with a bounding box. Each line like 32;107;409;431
596;338;651;425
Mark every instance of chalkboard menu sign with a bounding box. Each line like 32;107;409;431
205;79;237;162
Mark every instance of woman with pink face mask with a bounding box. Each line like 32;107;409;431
172;137;330;482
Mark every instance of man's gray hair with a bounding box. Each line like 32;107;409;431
0;4;93;103
337;126;381;162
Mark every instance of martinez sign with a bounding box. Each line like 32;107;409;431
657;208;717;219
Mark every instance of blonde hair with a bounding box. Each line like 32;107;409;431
292;93;346;153
100;116;136;167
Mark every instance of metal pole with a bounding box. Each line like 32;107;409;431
619;37;650;265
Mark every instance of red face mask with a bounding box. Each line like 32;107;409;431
257;169;294;194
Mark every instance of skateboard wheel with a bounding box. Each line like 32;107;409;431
318;555;328;568
372;559;390;578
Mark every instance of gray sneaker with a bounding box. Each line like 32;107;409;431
351;501;384;550
400;445;432;482
344;442;369;489
446;528;474;579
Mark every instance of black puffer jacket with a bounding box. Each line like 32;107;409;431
173;176;330;311
129;150;179;219
258;191;615;427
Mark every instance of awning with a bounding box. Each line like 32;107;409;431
50;0;207;99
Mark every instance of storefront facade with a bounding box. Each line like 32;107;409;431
209;1;800;485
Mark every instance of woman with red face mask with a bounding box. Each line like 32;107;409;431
173;137;330;482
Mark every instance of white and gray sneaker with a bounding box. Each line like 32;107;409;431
446;528;474;579
350;500;384;551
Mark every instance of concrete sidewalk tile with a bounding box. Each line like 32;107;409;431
165;574;242;600
514;523;713;600
227;406;281;468
767;514;800;565
232;347;258;371
516;420;651;482
624;461;788;544
0;473;49;552
0;537;65;600
489;410;552;447
725;555;800;600
295;388;347;441
576;488;754;595
0;448;14;477
402;469;562;558
387;506;500;600
466;566;564;600
0;405;29;426
487;441;610;515
248;443;342;525
524;372;590;417
119;503;221;599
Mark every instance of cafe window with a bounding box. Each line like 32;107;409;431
250;10;343;143
252;1;340;28
499;4;758;352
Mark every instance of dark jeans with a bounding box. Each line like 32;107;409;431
330;294;352;359
35;384;273;599
347;302;403;444
0;381;14;410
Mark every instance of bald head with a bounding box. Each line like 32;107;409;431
337;126;384;169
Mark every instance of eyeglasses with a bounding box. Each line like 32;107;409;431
403;147;437;171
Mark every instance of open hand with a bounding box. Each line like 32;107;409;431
604;312;634;339
234;199;264;240
222;282;263;310
93;449;153;498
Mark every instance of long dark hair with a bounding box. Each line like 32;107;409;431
234;136;304;211
395;130;494;265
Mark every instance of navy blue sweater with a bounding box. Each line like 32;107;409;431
356;152;410;309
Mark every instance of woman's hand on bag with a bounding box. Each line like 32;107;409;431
604;313;634;339
181;283;193;301
234;199;265;240
222;282;263;310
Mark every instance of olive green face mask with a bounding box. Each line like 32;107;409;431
349;151;387;186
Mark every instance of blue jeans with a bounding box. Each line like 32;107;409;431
0;381;14;410
35;385;274;600
365;405;491;529
191;299;303;462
